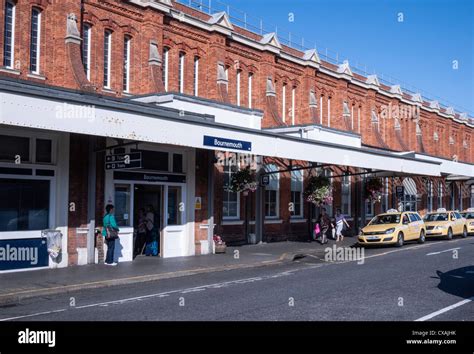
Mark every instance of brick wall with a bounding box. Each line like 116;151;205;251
1;0;472;247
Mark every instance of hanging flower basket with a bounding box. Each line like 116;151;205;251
365;178;383;203
229;167;258;194
213;235;226;254
304;175;333;206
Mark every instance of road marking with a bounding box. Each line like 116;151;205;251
0;308;67;322
426;247;460;256
415;297;474;321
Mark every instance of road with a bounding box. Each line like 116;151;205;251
1;237;473;321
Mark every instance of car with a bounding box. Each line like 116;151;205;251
460;208;474;235
358;209;426;247
423;208;468;239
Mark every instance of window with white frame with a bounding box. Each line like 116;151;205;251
162;47;169;91
366;200;374;216
82;24;91;79
29;7;41;74
381;177;389;212
265;164;279;218
438;182;443;209
123;35;131;92
319;96;323;124
323;169;333;216
103;30;112;88
223;164;239;219
427;180;433;212
470;185;474;208
291;87;296;125
236;69;241;106
3;0;16;68
291;168;303;218
178;51;185;93
341;174;351;216
193;56;199;96
327;97;331;127
248;73;253;108
282;84;286;122
449;184;455;210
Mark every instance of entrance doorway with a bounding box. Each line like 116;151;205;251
134;185;163;257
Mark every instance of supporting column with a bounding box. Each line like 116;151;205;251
207;150;215;254
255;156;264;243
87;137;97;264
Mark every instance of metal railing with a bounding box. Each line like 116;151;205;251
176;0;473;117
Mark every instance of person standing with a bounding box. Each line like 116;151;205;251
145;205;159;256
102;204;120;266
335;208;350;242
318;208;332;245
134;208;147;257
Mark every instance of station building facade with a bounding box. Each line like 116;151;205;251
0;0;473;271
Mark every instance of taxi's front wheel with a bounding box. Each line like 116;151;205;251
447;228;453;240
396;232;404;247
462;227;468;238
418;230;425;244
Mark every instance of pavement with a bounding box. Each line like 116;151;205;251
0;236;356;306
0;236;473;321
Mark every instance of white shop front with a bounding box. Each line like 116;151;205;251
103;141;196;260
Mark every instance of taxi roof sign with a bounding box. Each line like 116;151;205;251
464;208;474;212
386;209;399;213
436;208;447;212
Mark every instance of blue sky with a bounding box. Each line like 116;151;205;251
200;0;474;114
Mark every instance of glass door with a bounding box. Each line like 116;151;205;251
162;185;186;258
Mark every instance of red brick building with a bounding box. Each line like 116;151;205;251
0;0;473;271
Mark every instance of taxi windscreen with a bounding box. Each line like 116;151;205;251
369;214;400;225
424;213;448;222
461;212;474;219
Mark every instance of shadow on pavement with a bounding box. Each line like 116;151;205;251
433;266;474;299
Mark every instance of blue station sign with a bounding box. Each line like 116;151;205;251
0;238;49;271
203;136;252;152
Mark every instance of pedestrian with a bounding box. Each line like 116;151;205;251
335;208;350;242
317;208;333;244
145;205;159;256
102;204;120;266
134;208;147;257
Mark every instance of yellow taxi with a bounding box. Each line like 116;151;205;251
460;208;474;235
423;208;468;239
358;209;426;247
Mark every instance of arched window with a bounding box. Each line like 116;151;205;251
162;46;169;91
103;30;112;88
29;7;41;74
123;35;131;92
82;23;92;79
3;0;16;69
178;51;185;93
193;56;199;96
248;73;253;108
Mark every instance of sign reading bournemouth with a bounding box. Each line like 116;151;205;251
203;136;252;152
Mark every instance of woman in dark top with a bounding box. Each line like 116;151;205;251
317;208;333;245
102;204;120;266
